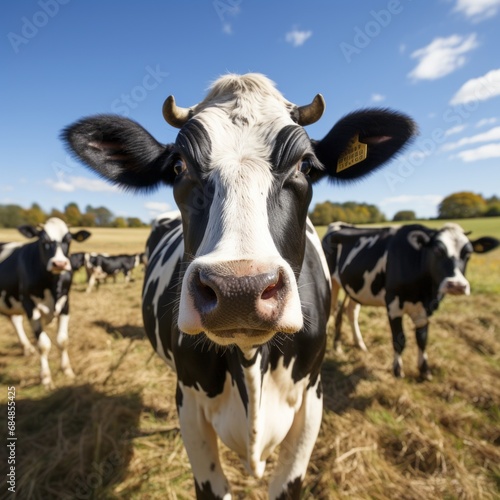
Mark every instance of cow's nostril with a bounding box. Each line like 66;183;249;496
261;272;284;300
195;271;218;310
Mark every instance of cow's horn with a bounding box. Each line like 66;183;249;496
297;94;325;126
162;95;192;128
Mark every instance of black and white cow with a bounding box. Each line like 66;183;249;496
322;221;499;379
63;73;416;498
70;251;88;271
0;218;90;387
85;253;141;292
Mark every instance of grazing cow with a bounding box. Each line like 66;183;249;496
85;253;142;292
322;221;499;379
63;73;416;498
0;218;91;387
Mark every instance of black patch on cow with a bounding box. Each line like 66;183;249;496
142;276;160;352
161;233;184;266
275;476;302;500
194;480;224;500
176;383;183;409
175;119;212;178
371;271;385;297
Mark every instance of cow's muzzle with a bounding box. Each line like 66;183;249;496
182;259;301;346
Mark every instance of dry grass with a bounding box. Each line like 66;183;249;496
0;224;499;499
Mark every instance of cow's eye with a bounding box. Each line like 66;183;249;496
433;241;447;257
173;158;186;175
297;158;312;175
44;243;51;250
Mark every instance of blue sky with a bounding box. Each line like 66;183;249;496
3;0;500;222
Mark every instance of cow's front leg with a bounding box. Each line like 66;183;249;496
57;313;75;379
25;303;53;388
415;324;432;380
10;315;36;356
269;377;323;500
388;315;405;378
177;384;231;500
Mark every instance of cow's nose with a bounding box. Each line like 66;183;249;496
190;262;288;332
51;260;69;272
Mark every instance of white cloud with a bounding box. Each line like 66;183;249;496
476;117;497;127
222;23;232;35
370;93;386;103
380;194;444;206
444;124;467;137
453;142;500;161
285;29;312;47
46;175;119;193
408;34;478;81
442;126;500;151
450;68;500;105
454;0;500;22
0;185;14;192
144;201;171;215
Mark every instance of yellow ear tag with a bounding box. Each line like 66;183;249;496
336;134;368;173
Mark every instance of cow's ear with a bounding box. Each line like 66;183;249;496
471;236;500;254
18;225;40;239
71;230;92;243
407;229;431;251
311;109;417;183
61;115;176;191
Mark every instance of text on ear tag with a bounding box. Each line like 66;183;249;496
336;134;368;173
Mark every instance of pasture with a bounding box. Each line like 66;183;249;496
0;218;499;499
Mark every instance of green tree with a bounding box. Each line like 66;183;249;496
0;204;26;228
64;202;82;226
113;217;128;228
24;203;46;226
85;205;114;226
438;192;487;219
393;210;416;221
127;217;144;228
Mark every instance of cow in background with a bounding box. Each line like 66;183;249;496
322;221;499;379
0;218;91;387
84;253;142;292
63;73;416;498
70;251;88;271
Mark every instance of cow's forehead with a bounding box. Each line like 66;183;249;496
437;223;470;255
43;218;70;241
188;74;298;170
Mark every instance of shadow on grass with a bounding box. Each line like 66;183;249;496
0;384;141;499
321;358;373;414
94;320;146;340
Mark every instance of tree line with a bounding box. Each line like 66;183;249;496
0;203;146;228
308;192;500;226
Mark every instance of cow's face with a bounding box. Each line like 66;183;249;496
18;218;91;274
62;73;417;349
413;223;499;297
169;78;322;346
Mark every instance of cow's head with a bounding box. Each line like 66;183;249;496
408;223;499;296
18;218;91;274
63;73;416;348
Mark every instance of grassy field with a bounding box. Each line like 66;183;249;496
0;218;499;499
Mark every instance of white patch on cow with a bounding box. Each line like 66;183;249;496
387;296;427;327
143;221;184;369
306;218;331;285
54;295;67;315
407;229;431;251
345;251;388;306
186;353;311;482
341;235;381;274
10;315;36;355
43;218;72;272
0;242;22;264
0;291;24;315
57;314;74;377
30;289;56;322
179;75;305;339
37;331;52;387
436;223;471;296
